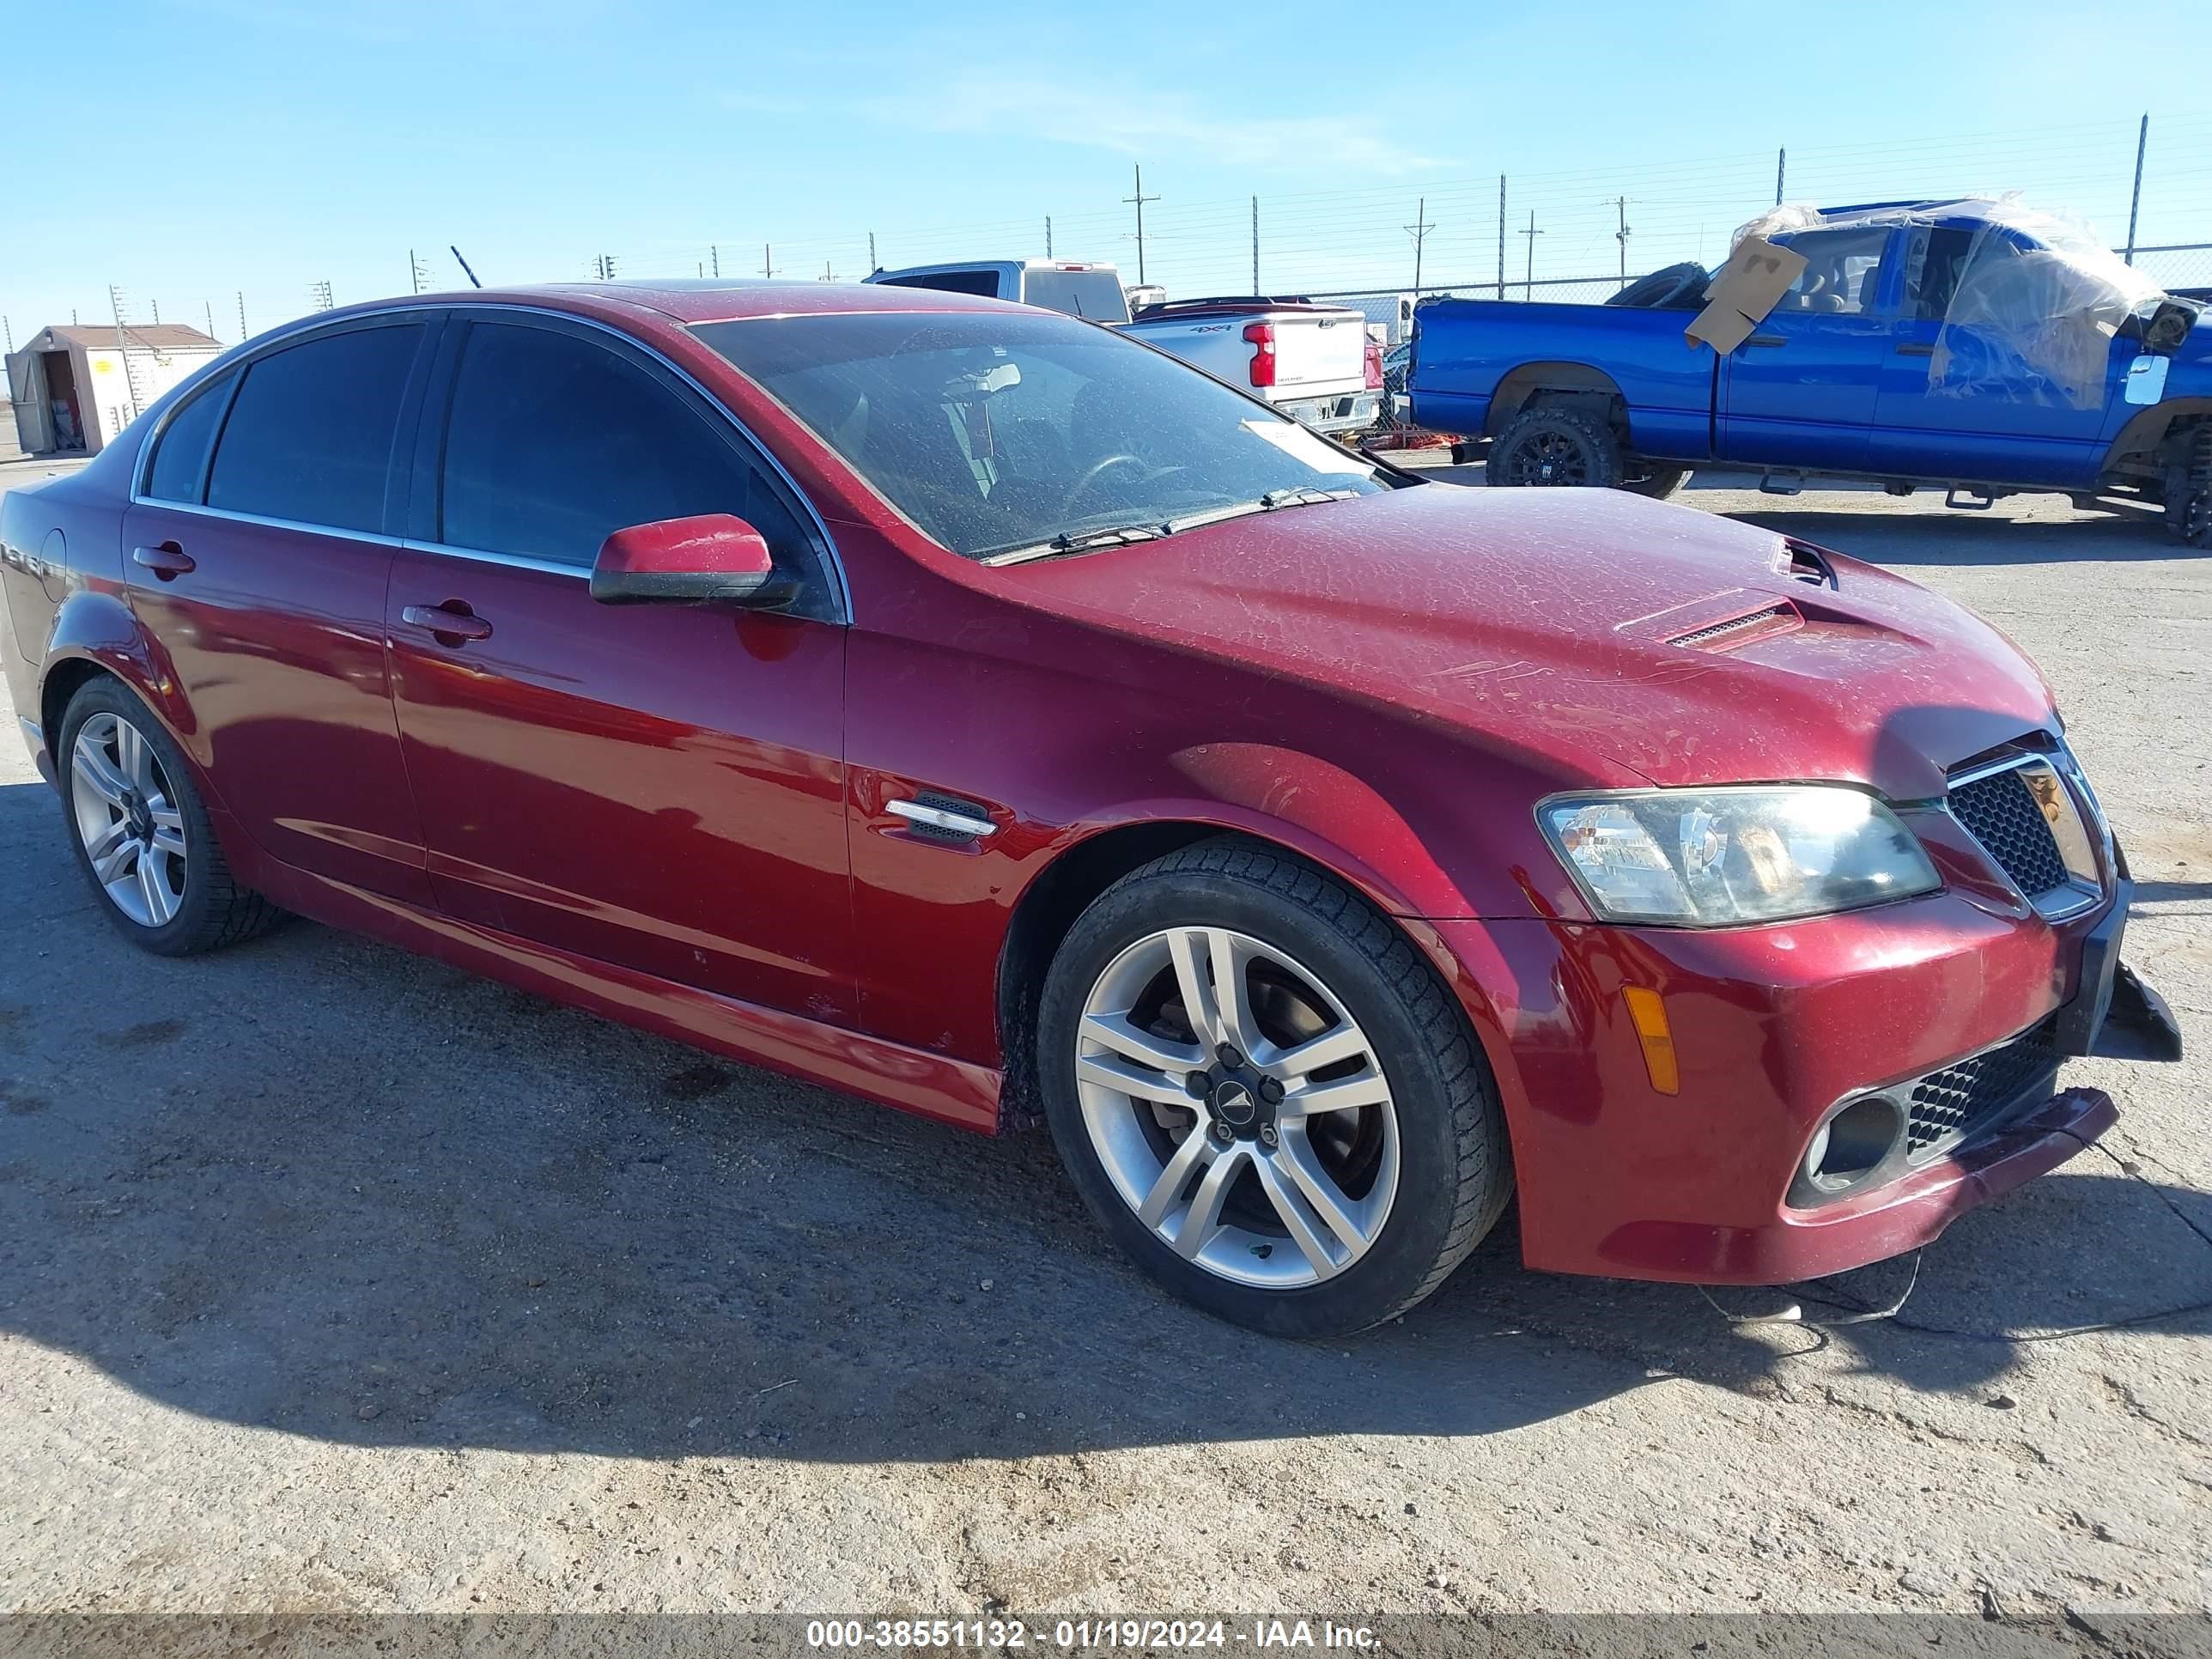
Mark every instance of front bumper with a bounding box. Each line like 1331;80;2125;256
1430;878;2180;1285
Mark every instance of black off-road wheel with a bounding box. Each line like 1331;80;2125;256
57;678;284;957
1036;837;1513;1339
1486;405;1622;488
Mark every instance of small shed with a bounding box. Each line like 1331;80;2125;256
5;323;222;457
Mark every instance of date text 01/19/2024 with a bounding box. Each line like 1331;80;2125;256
803;1619;1380;1650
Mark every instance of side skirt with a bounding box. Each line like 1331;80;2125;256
248;851;1004;1135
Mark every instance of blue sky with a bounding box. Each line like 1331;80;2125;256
7;0;2212;347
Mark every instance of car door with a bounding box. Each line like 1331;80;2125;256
384;310;854;1022
1869;223;2125;488
1718;225;1897;471
122;316;438;903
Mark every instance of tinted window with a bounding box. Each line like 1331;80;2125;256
1019;269;1131;323
878;270;1000;298
693;311;1383;562
143;371;234;503
439;321;811;575
207;325;422;532
1906;227;1977;320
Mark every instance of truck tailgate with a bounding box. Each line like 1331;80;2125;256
1269;311;1367;392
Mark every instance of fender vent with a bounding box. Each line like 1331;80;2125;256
1668;601;1802;652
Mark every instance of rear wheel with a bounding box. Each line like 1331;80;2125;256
1623;465;1689;500
1486;405;1621;488
1036;838;1512;1337
58;678;283;956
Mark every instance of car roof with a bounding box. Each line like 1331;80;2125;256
445;279;1026;325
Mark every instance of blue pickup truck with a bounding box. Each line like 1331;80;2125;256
1407;198;2211;538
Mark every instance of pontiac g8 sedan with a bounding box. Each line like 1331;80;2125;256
0;281;2180;1336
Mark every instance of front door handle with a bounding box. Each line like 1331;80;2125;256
1743;335;1787;349
1895;343;1936;357
401;603;494;644
131;543;196;580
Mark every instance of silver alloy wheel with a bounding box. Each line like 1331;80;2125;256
1075;927;1401;1290
69;712;188;928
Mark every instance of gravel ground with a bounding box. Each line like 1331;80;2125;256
0;466;2207;1623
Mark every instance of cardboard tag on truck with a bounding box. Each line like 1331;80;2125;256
1685;236;1808;353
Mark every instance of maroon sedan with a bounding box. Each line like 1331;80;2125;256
0;282;2180;1336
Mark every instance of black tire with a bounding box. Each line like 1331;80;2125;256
57;677;284;957
1036;837;1513;1338
1486;405;1622;489
1623;465;1689;500
1606;261;1706;310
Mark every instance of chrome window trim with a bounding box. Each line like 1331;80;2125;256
112;498;406;548
1942;746;2107;923
398;539;587;580
126;299;854;625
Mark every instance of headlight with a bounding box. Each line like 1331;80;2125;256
1538;787;1940;927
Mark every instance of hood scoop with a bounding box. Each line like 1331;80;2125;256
1668;599;1804;653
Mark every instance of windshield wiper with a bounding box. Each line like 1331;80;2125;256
1162;486;1363;537
981;522;1167;567
985;487;1366;567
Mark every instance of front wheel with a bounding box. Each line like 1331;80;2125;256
1036;839;1512;1337
1486;405;1622;488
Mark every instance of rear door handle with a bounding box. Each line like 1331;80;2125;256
1743;335;1786;349
131;544;196;579
401;603;494;643
1895;343;1936;357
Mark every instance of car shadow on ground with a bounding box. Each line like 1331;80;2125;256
3;775;2208;1466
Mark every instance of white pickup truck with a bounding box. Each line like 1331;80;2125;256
865;259;1384;436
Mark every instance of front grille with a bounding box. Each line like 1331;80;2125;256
1947;766;2069;896
1904;1023;2060;1159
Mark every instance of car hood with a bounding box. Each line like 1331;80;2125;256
995;484;2054;799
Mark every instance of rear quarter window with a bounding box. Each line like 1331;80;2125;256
143;371;236;503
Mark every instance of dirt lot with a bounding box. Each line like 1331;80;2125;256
0;468;2207;1624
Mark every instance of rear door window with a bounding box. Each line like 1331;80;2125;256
206;325;424;532
1771;228;1893;315
1018;270;1131;323
434;319;826;606
143;371;236;503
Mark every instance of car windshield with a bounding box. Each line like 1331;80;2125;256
692;310;1387;562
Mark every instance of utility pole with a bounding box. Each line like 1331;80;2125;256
1123;163;1159;285
761;243;775;278
2124;113;2149;264
1404;197;1434;300
1775;147;1787;206
821;258;836;282
203;300;215;343
410;249;432;294
1615;196;1632;285
309;280;334;310
150;298;161;324
711;245;720;278
1045;216;1053;258
1496;176;1507;299
3;316;12;353
592;255;616;281
1251;196;1260;294
866;233;876;271
236;292;247;340
1519;211;1544;301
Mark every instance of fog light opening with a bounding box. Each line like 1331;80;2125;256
1804;1095;1901;1193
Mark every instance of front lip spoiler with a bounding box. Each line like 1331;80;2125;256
2092;963;2185;1062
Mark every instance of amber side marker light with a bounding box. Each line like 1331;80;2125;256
1622;987;1680;1096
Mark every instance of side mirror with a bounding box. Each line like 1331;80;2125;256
588;514;800;609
